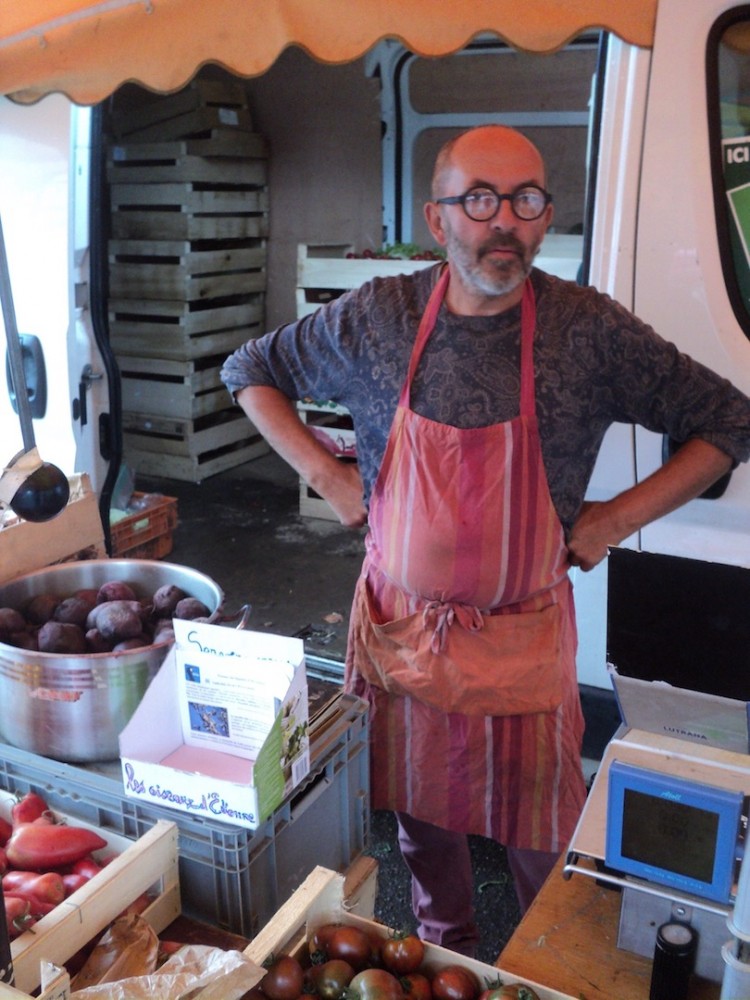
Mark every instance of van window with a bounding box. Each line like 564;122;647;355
367;36;600;258
711;11;750;332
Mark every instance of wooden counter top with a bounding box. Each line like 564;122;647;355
497;856;720;1000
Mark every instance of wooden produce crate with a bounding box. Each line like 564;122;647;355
0;474;105;586
110;492;178;560
109;297;263;362
297;400;357;521
111;76;254;143
296;243;436;318
123;409;269;483
119;354;236;422
106;80;270;484
294;244;437;517
111;183;269;242
107;133;268;182
0;790;180;997
298;400;356;459
108;240;267;303
242;866;575;1000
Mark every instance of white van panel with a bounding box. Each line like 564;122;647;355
633;0;750;566
0;95;75;474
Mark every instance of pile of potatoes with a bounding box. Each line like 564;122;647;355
0;581;211;655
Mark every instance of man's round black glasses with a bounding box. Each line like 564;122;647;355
435;185;552;222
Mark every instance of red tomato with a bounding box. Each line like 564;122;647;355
71;855;104;880
2;895;35;939
4;891;56;919
308;959;356;1000
380;933;425;975
119;890;153;918
11;791;50;826
261;955;305;1000
309;922;341;959
5;822;107;870
0;816;12;847
2;870;65;905
477;976;504;1000
349;968;404;1000
327;924;377;970
481;989;539;1000
401;973;432;1000
62;873;88;897
430;965;481;1000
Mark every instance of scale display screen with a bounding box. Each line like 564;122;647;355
605;760;745;902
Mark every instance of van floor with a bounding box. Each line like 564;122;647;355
136;452;605;964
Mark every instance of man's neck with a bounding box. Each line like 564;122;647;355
443;266;526;317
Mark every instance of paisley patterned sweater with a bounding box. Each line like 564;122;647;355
221;265;750;533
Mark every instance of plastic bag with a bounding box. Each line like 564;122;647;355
70;941;265;999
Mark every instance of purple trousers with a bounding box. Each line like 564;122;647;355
396;811;559;956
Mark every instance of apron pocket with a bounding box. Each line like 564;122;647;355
352;577;563;716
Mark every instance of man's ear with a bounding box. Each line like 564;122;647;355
424;201;448;247
543;200;554;232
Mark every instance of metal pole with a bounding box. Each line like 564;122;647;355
0;211;36;452
0;890;14;985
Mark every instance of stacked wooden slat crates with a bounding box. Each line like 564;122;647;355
107;75;270;482
295;244;434;519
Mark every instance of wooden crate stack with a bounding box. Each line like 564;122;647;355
107;76;270;482
295;244;434;519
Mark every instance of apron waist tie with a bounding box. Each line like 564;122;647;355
422;600;485;654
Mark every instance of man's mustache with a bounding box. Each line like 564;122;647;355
478;235;526;257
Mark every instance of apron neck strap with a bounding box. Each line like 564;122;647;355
401;267;538;417
519;277;537;416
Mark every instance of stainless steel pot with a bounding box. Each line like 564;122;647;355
0;559;224;763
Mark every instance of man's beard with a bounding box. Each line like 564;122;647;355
446;230;536;298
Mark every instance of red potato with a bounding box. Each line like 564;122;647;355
152;584;187;617
24;593;60;625
113;635;151;651
7;630;38;651
0;608;26;635
93;602;144;641
53;594;98;628
6;821;107;870
96;581;137;604
0;816;12;846
0;848;6;876
37;620;87;654
174;597;210;620
85;627;112;653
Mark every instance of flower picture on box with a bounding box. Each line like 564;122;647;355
188;700;230;737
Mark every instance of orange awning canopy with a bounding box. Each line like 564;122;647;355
0;0;659;106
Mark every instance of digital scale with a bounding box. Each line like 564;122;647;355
564;671;750;984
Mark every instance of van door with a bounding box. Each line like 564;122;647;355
632;0;750;566
0;96;115;506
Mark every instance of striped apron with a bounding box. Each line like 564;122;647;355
345;268;586;851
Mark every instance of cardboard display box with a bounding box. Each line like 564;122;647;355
120;621;310;830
